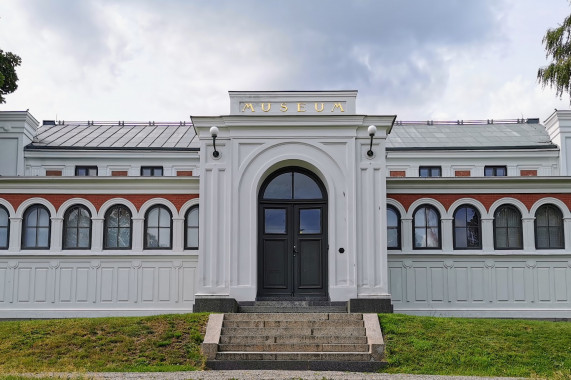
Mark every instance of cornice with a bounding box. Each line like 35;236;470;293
0;177;199;194
387;176;571;193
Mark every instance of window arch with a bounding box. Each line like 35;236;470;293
535;204;564;249
63;205;92;249
387;205;401;249
22;204;51;249
453;205;482;249
260;168;325;201
145;205;172;249
0;205;9;249
494;205;523;249
185;205;199;249
413;205;441;249
104;205;132;249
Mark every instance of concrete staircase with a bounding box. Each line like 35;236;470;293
202;313;386;371
238;300;347;313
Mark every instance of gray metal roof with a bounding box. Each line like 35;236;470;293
27;122;198;151
386;119;556;150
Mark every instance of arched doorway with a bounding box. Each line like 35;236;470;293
258;167;328;299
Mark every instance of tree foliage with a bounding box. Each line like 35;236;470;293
0;49;22;104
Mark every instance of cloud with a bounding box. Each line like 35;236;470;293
0;0;568;122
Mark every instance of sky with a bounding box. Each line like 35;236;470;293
1;0;571;123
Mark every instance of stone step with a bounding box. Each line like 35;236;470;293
219;334;368;344
215;351;372;362
220;326;366;336
206;360;386;371
244;300;344;307
238;306;346;313
224;312;362;321
218;343;369;352
222;319;364;328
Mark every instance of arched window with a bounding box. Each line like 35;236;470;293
413;205;441;249
0;205;9;249
535;204;564;249
145;205;172;249
453;205;482;249
22;204;51;249
185;206;199;249
63;205;92;249
104;205;132;249
494;205;523;249
387;205;400;249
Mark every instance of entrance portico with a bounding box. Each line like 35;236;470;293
192;91;395;312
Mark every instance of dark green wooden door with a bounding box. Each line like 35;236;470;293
258;168;327;298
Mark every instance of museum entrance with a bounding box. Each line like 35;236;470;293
257;167;328;299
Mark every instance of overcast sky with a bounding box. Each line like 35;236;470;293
1;0;570;123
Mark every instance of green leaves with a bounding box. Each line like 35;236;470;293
0;49;21;104
538;13;571;102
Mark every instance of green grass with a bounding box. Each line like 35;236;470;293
379;313;571;378
0;313;209;373
1;312;570;378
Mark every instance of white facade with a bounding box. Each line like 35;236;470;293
0;92;570;318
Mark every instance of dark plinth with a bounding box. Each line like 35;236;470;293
193;298;239;313
348;298;393;313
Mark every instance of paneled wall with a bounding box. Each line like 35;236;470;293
389;255;571;318
0;256;197;318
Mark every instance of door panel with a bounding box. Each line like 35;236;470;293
297;239;322;289
263;239;289;289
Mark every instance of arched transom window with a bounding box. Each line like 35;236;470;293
494;205;522;250
22;204;51;249
185;205;199;249
535;204;564;249
387;205;401;249
413;205;441;249
104;205;132;249
63;205;92;249
453;205;482;249
261;170;324;200
145;205;172;249
0;206;9;249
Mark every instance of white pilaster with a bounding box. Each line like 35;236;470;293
51;217;63;251
522;217;535;251
8;217;21;252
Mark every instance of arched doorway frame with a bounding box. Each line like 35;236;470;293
257;166;329;299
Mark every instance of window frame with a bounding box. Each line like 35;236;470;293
185;205;199;250
0;205;9;250
144;205;173;250
484;166;507;177
141;166;164;177
21;204;51;250
103;205;133;250
387;205;401;250
62;204;92;250
412;204;441;250
535;204;565;250
419;166;442;178
75;166;98;176
493;204;523;250
452;204;482;250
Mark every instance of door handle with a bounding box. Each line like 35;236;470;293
293;245;298;256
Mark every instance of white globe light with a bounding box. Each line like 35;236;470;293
210;126;219;137
368;125;377;136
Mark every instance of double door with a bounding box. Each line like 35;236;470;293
258;203;327;298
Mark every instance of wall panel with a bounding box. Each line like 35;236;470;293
389;255;571;318
0;256;198;318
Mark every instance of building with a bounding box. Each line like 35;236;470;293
0;91;570;318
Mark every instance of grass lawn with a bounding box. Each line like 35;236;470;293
379;313;571;379
0;313;209;373
0;312;570;378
